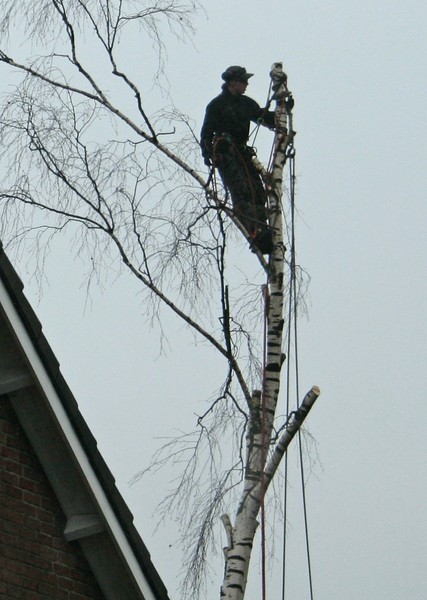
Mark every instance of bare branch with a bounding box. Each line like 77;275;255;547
0;11;318;600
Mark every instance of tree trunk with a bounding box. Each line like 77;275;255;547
219;63;301;600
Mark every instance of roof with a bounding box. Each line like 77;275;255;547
0;242;171;600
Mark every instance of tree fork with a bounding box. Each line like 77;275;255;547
220;386;320;600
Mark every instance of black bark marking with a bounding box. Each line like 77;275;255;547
228;584;244;591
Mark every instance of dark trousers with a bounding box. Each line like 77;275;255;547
216;145;269;237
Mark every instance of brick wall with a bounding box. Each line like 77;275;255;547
0;396;106;599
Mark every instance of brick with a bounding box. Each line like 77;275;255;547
5;558;40;582
18;591;42;600
36;582;69;600
2;543;50;571
0;481;23;499
0;446;21;462
2;584;32;599
0;470;20;487
56;575;75;592
22;490;41;507
53;562;72;578
40;521;58;538
36;506;56;524
18;478;39;493
6;432;28;451
0;398;106;599
35;544;59;563
39;495;56;512
28;593;44;600
23;516;41;532
21;465;42;481
0;506;25;525
2;568;37;590
0;492;29;513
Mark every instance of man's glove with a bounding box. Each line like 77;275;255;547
204;156;212;167
285;94;295;111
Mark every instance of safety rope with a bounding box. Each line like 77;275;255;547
260;283;270;600
281;145;315;600
282;145;297;600
259;82;293;600
250;80;273;148
281;147;295;598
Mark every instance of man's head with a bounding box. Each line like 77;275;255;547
221;66;253;95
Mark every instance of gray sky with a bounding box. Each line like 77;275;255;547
6;1;427;599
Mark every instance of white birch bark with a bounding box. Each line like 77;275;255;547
219;63;306;600
263;62;289;438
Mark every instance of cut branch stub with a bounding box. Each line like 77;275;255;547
263;386;321;489
270;62;289;100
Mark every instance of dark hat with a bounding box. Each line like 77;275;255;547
221;66;254;83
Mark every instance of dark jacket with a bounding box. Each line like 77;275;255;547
200;88;275;159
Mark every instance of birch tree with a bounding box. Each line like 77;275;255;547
0;2;319;599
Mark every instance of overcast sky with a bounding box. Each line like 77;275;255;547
4;1;427;599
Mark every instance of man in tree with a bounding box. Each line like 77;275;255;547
200;66;276;254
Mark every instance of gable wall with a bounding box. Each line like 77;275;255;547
0;395;106;600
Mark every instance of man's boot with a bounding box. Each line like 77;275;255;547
252;226;274;254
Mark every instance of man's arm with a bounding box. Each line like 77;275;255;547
248;97;276;130
253;99;275;129
256;108;276;129
254;94;295;130
200;104;216;163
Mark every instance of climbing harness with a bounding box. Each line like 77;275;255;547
211;133;273;253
